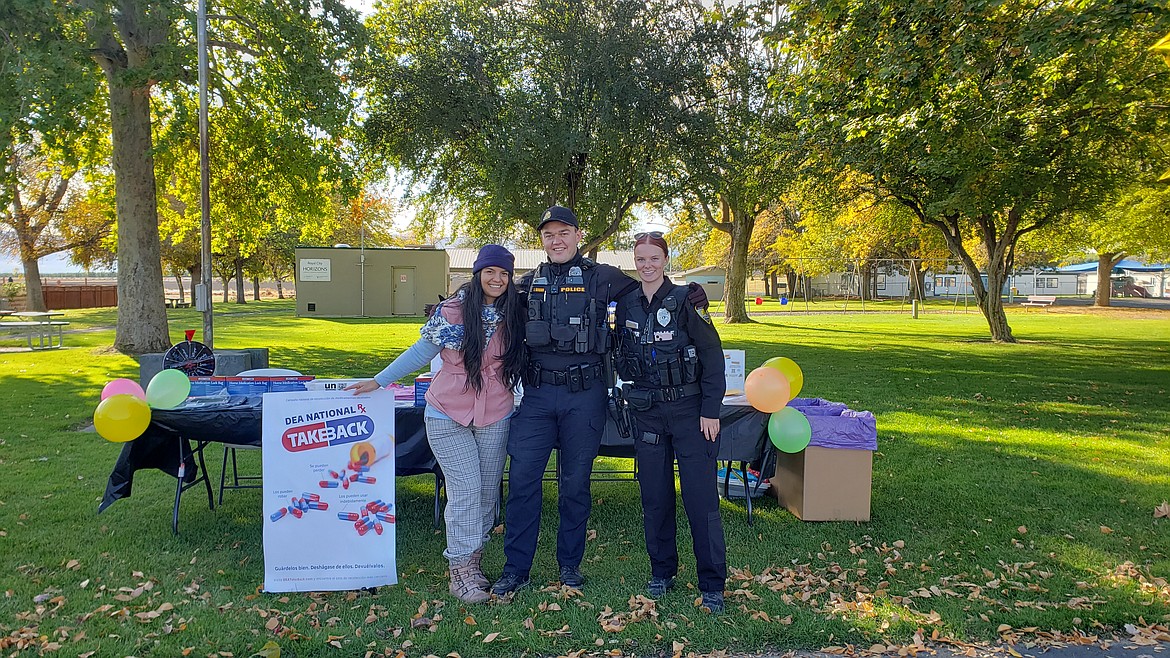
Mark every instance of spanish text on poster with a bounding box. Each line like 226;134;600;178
262;390;397;592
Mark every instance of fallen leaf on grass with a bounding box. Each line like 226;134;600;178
1100;525;1113;534
1154;501;1170;518
482;632;500;643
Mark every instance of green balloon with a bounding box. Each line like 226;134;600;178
767;407;811;453
146;368;192;410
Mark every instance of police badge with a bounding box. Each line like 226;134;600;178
568;266;582;277
656;308;671;327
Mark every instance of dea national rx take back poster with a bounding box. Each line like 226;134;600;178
262;389;397;592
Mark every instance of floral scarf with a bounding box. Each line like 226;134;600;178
419;289;502;350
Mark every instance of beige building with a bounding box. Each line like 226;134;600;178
295;246;449;317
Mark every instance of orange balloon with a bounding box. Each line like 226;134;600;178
744;366;791;413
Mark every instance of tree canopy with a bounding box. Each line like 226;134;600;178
364;0;710;247
786;0;1170;341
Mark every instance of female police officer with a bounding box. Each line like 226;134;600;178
614;231;727;614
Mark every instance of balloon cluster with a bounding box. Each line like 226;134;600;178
744;357;810;453
93;369;192;443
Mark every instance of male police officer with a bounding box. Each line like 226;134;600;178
492;205;705;595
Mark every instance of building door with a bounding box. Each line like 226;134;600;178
392;267;416;315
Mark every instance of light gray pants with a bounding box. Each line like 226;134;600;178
424;415;509;563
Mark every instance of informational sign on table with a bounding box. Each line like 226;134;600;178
262;389;397;592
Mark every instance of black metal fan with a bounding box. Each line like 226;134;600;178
162;338;215;376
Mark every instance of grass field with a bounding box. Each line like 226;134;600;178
1;300;1168;657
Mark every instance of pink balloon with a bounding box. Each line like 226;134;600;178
102;378;146;401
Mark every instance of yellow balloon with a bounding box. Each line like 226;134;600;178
745;366;791;413
763;357;804;399
94;394;152;443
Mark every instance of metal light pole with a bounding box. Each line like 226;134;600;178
196;0;214;347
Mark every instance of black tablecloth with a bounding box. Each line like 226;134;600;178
99;399;769;513
99;399;432;512
599;403;769;462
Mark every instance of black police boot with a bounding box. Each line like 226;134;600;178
559;565;584;588
700;591;724;614
647;576;675;597
491;571;530;596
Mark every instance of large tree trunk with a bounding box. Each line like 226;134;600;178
1095;252;1123;307
276;279;285;299
932;214;1016;342
785;270;797;299
234;260;246;303
723;201;756;324
252;277;260;301
21;256;46;312
106;77;169;353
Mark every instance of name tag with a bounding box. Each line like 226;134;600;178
654;330;675;342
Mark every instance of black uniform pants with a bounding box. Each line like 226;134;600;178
502;382;607;575
632;395;727;594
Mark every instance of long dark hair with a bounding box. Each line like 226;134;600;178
458;269;526;393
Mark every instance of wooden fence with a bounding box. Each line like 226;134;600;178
41;285;118;309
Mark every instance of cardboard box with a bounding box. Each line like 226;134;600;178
770;446;872;521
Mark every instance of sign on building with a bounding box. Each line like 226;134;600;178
299;258;332;282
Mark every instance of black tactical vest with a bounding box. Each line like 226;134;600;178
524;258;609;356
615;285;700;388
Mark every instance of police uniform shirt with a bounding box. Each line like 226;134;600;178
619;279;726;419
516;252;638;372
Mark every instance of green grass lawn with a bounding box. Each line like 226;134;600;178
1;300;1168;656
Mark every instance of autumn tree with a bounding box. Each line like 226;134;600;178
364;0;709;249
1;142;113;310
787;0;1170;341
681;0;802;323
2;0;366;352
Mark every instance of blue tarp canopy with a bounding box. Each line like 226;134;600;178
1057;259;1170;273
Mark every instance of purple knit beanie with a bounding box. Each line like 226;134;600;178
472;244;515;276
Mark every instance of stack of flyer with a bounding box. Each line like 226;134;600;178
189;375;315;397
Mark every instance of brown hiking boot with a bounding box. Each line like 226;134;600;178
467;549;489;589
449;560;490;604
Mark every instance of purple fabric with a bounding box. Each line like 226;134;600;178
788;397;850;415
788;398;878;451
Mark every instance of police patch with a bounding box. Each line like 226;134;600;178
697;307;713;324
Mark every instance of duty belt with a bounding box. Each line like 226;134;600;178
538;362;604;391
634;382;702;402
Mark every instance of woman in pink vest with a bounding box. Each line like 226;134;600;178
347;245;525;602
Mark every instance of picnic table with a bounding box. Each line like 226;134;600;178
1;310;69;349
165;296;191;309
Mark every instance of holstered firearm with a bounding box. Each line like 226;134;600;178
607;382;632;439
604;304;632;438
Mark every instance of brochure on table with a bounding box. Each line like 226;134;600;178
262;389;397;592
723;349;746;396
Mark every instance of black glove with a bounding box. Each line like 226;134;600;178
686;281;709;309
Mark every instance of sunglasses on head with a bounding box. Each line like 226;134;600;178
634;231;665;240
